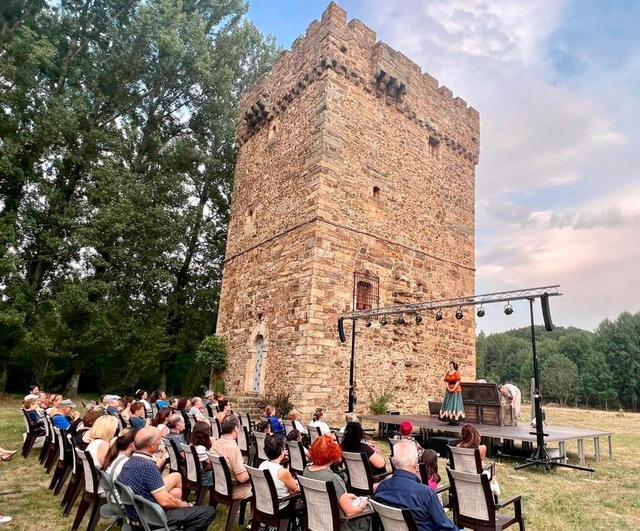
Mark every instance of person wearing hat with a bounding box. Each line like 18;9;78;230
105;395;122;416
52;399;79;430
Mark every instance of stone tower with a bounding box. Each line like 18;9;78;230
216;2;479;421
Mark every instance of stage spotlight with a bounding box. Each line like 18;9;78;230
380;316;387;326
415;313;423;324
455;306;464;320
396;315;405;325
477;306;485;318
504;302;514;315
365;320;372;328
435;310;443;321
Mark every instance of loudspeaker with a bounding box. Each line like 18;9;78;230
338;318;346;343
541;294;554;331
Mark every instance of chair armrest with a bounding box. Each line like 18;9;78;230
280;492;302;503
341;506;375;523
483;461;495;478
372;471;393;482
435;483;450;494
495;495;521;510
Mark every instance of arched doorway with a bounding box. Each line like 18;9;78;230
252;335;265;393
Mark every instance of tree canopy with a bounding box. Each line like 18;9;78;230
0;0;280;395
477;311;640;410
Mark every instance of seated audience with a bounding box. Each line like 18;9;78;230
422;449;441;491
288;409;308;434
52;399;79;430
134;389;152;418
303;436;370;529
256;419;272;434
260;435;299;510
45;394;63;416
118;426;216;528
211;415;252;500
286;429;310;458
457;424;487;459
339;412;359;434
29;385;40;395
393;421;426;461
190;422;214;487
168;397;179;411
203;390;215;408
215;399;231;425
76;408;107;450
104;395;122;416
177;397;191;415
120;397;133;422
341;421;387;476
104;427;138;480
154;390;169;409
151;407;172;436
22;396;46;436
264;405;285;436
86;414;119;469
165;414;187;447
129;401;147;429
374;440;457;531
189;397;207;423
308;408;332;436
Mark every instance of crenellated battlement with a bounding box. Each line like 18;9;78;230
237;2;479;161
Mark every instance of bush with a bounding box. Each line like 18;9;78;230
258;390;295;418
370;390;393;415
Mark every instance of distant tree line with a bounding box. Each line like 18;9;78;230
477;311;640;411
0;0;279;396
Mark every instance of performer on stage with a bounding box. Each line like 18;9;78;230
499;383;522;419
439;361;464;425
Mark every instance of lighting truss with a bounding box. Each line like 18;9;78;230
339;285;561;321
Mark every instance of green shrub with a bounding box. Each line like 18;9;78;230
370;390;393;415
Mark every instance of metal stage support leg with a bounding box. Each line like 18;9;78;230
608;435;613;459
514;299;594;473
595;437;601;464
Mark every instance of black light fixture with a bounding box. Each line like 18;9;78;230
365;320;372;328
435;310;443;321
477;306;485;318
380;316;387;326
504;302;514;315
415;313;423;324
396;314;405;325
455;306;464;320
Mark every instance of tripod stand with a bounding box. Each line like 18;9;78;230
514;298;593;473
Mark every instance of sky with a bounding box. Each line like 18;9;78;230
246;0;640;334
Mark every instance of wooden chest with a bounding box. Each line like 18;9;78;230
462;383;515;426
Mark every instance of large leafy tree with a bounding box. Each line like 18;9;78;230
0;0;279;394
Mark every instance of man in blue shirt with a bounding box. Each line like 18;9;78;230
118;426;216;531
51;399;77;430
374;440;458;531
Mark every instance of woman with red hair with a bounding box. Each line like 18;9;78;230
303;436;370;529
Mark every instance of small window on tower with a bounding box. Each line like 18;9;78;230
246;208;257;236
268;124;277;144
373;186;381;199
429;136;440;156
356;281;372;310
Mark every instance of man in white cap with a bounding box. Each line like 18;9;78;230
52;399;78;430
105;395;122;416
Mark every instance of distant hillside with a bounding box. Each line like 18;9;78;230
476;312;640;411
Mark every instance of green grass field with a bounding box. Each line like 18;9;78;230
1;396;638;530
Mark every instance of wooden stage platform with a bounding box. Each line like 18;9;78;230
360;414;613;466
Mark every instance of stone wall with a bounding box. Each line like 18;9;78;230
217;2;479;423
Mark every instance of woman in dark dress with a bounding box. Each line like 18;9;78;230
340;421;387;476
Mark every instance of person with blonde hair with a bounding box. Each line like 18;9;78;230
288;409;308;434
22;395;46;437
45;394;63;416
86;414;119;469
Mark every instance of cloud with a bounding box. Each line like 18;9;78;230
358;0;640;331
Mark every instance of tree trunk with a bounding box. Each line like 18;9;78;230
65;368;82;397
0;362;7;393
